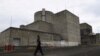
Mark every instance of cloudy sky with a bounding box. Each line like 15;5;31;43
0;0;100;33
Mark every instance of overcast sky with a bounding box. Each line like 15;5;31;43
0;0;100;33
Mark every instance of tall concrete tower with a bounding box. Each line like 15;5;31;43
34;8;54;23
42;8;46;21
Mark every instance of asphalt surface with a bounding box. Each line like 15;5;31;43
0;45;100;56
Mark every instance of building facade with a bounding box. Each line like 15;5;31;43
0;9;81;47
95;33;100;44
80;23;96;45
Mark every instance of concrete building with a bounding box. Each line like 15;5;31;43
95;33;100;44
80;23;96;45
0;9;81;47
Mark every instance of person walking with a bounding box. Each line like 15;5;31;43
34;35;44;56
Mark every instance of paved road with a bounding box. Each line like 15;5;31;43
1;45;100;56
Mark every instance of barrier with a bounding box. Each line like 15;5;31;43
4;44;15;53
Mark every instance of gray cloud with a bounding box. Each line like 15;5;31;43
0;0;100;33
84;0;100;17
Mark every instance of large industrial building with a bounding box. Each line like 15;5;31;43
0;9;81;47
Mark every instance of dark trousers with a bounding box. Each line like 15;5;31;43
34;46;44;56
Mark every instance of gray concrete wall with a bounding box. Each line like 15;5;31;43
80;23;92;35
0;27;61;46
66;10;80;43
0;28;11;46
96;33;100;44
24;21;53;33
52;10;80;46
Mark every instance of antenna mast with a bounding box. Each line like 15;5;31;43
65;0;67;10
42;8;46;21
9;16;13;45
